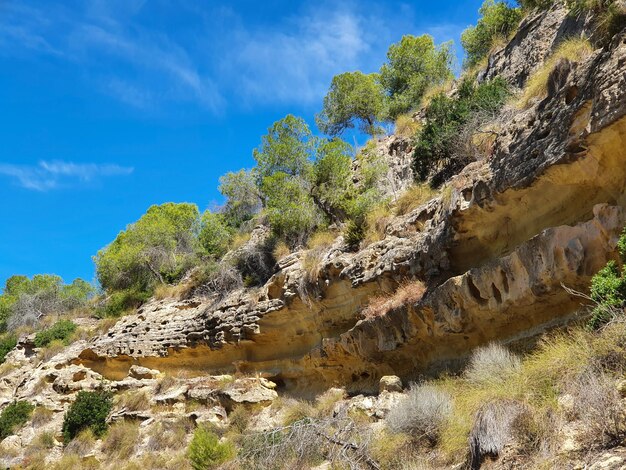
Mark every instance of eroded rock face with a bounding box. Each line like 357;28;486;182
482;3;592;87
63;23;626;394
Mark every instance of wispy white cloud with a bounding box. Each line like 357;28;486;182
0;161;134;191
0;0;465;112
227;9;371;105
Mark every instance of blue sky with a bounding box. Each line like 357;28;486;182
0;0;484;287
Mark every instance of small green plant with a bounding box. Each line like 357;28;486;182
34;319;77;348
0;401;35;441
0;334;17;364
62;390;113;442
187;425;235;470
587;229;626;329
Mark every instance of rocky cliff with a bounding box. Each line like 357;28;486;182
2;3;626;469
67;11;626;395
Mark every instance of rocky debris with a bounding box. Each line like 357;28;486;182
217;378;278;411
128;365;160;380
379;375;403;393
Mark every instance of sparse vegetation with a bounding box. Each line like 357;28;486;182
386;384;453;443
361;280;426;320
0;400;34;441
187;425;235;470
116;390;151;412
102;421;140;459
147;417;194;451
33;319;77;348
518;37;593;109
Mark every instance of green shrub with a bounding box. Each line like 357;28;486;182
587;229;626;329
462;0;523;69
97;288;151;318
413;77;510;183
0;335;17;364
62;390;113;442
34;319;77;348
187;425;235;470
0;401;34;441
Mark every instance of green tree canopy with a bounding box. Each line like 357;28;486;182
461;0;522;69
316;71;385;136
199;211;233;259
218;169;261;228
261;171;322;246
311;138;355;222
253;114;315;183
95;202;200;293
0;275;94;332
380;35;454;118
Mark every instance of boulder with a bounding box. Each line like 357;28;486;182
379;375;403;393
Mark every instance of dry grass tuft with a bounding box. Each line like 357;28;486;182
307;230;336;250
518;37;593;109
231;232;252;250
420;80;455;109
394;184;437;216
281;399;316;426
146;417;194;451
228;405;250;434
386;383;453;444
31;406;55;426
363;203;394;246
37;339;66;362
64;428;96;456
314;388;346;417
102;421;140;459
361;280;426;321
272;240;291;261
116;390;151;412
464;343;521;386
569;366;626;448
395;114;421;139
468;399;529;469
154;282;192;301
154;374;178;395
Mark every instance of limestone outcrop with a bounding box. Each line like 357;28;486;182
65;25;626;394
